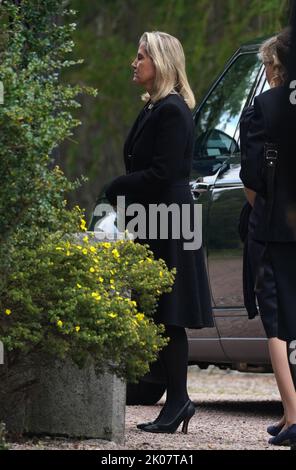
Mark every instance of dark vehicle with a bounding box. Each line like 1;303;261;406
91;39;273;405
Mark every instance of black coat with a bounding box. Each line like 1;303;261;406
240;87;296;341
105;94;213;328
240;86;296;242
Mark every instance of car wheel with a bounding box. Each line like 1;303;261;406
126;380;166;406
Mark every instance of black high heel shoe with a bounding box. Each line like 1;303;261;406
268;424;296;446
140;400;195;434
137;406;165;430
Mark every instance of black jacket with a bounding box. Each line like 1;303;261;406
105;94;194;205
105;93;213;329
240;86;296;242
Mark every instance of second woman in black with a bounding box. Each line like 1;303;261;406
240;29;296;447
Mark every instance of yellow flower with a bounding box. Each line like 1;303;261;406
76;245;82;250
99;277;104;283
76;283;82;289
66;250;71;256
5;309;11;316
147;258;152;263
80;218;87;231
82;248;88;255
112;248;120;258
83;236;89;243
75;325;81;332
57;320;63;328
90;246;96;253
136;313;144;321
91;292;101;300
131;300;137;307
108;313;117;319
89;267;95;273
159;271;163;277
103;242;111;249
110;279;114;284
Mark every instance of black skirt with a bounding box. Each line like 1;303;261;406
131;182;213;329
248;203;278;338
248;237;278;338
248;201;296;341
267;242;296;342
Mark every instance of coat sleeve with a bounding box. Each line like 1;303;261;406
239;98;267;195
105;103;189;205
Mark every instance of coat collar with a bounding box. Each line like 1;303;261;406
128;96;171;149
125;95;178;155
130;103;153;146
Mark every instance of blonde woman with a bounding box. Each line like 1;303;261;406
240;28;296;446
105;32;213;433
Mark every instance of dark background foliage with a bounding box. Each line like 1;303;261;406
13;0;291;219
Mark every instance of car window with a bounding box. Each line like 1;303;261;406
194;53;261;166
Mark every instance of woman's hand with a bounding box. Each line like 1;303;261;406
244;187;256;207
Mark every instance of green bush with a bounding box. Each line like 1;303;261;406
1;230;175;381
0;1;175;383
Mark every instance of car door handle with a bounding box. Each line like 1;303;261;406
191;182;211;194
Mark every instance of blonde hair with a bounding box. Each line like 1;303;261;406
139;31;196;109
259;33;289;87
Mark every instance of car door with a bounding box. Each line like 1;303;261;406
200;51;272;363
190;48;273;364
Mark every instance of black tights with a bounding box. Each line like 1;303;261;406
157;325;189;423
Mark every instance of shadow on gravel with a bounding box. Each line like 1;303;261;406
193;400;283;418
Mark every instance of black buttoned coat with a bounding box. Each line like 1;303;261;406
240;86;296;341
105;93;213;328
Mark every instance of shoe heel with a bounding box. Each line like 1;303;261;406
181;416;190;434
181;404;195;434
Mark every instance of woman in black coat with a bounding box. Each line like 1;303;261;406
105;31;213;434
240;28;296;447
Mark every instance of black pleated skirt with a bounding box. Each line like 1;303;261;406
248;206;296;341
267;242;296;342
248;237;278;338
130;183;214;329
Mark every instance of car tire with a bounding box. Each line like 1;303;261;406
126;380;166;406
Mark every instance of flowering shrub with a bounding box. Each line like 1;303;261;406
0;227;175;382
0;2;175;383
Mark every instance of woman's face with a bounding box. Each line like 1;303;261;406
131;43;156;92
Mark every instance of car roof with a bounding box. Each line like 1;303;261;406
238;35;275;53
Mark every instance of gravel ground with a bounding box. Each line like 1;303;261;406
8;366;290;451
